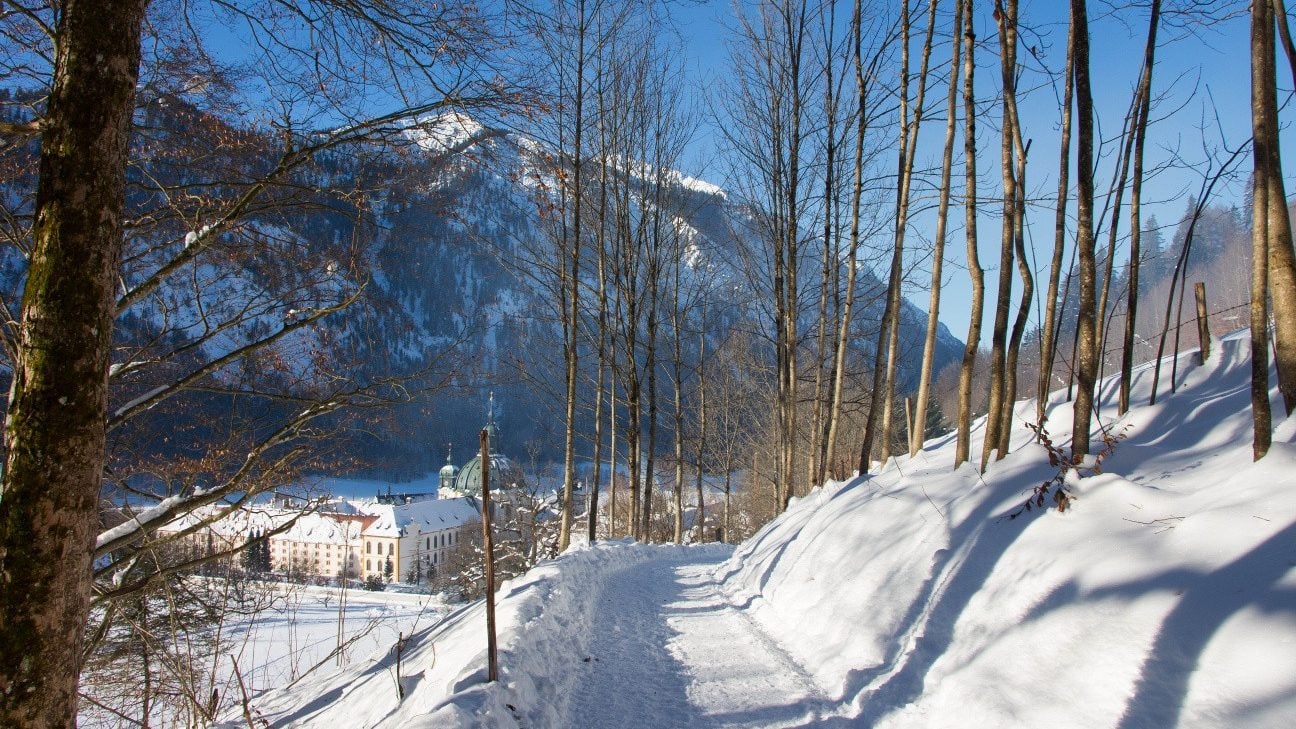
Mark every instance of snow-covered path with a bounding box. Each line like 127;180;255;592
565;551;827;728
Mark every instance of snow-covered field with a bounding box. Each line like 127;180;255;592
225;333;1296;728
225;585;448;697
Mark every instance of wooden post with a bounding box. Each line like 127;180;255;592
1194;282;1210;365
480;428;498;684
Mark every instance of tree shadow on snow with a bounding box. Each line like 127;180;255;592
834;458;1051;726
1110;517;1296;729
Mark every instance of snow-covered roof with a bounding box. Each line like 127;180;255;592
161;504;369;545
281;512;365;544
354;497;481;538
157;494;478;545
161;504;293;538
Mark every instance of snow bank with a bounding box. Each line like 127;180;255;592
718;335;1296;728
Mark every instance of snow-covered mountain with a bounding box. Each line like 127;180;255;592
0;101;965;479
312;112;966;474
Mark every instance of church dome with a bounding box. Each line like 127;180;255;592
448;391;525;495
452;453;525;496
438;447;458;490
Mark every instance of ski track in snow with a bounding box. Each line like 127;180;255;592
566;551;827;729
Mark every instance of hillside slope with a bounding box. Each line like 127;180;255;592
227;332;1296;727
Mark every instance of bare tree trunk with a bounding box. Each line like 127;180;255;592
882;0;937;467
1037;15;1075;426
1252;0;1279;458
1070;0;1100;460
1001;145;1032;458
1120;0;1161;416
610;368;620;537
863;0;930;475
911;0;964;457
671;252;685;544
825;0;879;478
557;0;589;553
779;0;807;508
693;322;708;542
1262;0;1296;417
643;237;661;540
809;1;842;489
982;0;1022;468
0;2;147;725
955;0;984;469
993;0;1032;461
588;116;612;543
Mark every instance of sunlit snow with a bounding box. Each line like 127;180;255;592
220;334;1296;728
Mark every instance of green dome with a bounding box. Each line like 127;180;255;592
451;453;525;496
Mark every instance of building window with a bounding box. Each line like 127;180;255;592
387;543;393;556
366;542;372;554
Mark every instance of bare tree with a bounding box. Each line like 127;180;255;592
1070;0;1100;460
955;0;984;468
823;0;890;480
1251;0;1281;458
724;0;816;509
911;0;964;457
0;2;514;722
983;0;1030;466
1260;0;1296;421
1118;0;1162;416
1037;13;1075;427
860;0;933;474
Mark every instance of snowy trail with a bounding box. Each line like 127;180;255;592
565;550;828;729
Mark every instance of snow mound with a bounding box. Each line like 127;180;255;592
721;334;1296;728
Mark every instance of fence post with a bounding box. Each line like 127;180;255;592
480;428;498;684
1194;282;1210;365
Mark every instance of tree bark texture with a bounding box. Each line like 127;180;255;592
1252;0;1279;458
1259;0;1296;417
0;2;148;725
